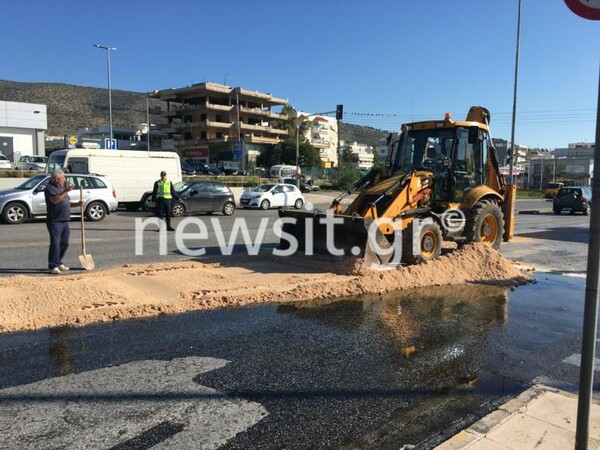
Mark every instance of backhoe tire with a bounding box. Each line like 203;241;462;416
463;200;503;250
402;221;443;265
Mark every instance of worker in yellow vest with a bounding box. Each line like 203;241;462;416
151;171;180;231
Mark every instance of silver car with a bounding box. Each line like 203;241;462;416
14;155;48;171
0;173;118;224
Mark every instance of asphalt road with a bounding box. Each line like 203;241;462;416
0;197;595;448
0;198;592;276
0;274;594;448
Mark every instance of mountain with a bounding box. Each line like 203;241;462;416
0;80;162;136
339;123;389;148
0;80;390;146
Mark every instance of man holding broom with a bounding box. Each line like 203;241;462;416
45;170;83;275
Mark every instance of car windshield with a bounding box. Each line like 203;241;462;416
0;156;8;161
173;181;191;192
253;184;275;192
15;174;48;190
31;157;47;163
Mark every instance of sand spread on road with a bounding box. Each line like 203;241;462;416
0;244;529;334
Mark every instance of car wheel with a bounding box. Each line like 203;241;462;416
2;202;28;224
171;202;185;217
260;199;270;210
294;198;304;209
142;195;154;212
86;201;107;221
223;202;235;216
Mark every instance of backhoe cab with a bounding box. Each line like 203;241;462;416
279;106;515;269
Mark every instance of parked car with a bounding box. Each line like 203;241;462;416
181;160;196;176
281;178;320;193
240;183;304;210
185;160;221;175
142;181;236;217
0;173;118;224
14;155;48;171
553;186;592;215
0;155;12;170
544;182;564;199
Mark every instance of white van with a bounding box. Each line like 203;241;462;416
46;149;181;211
269;165;300;179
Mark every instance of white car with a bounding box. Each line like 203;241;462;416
240;183;304;210
0;155;12;170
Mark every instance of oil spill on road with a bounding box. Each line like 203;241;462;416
0;274;587;448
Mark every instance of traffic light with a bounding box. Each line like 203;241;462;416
336;104;344;121
299;155;306;166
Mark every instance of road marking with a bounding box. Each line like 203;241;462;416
562;353;600;372
0;357;267;449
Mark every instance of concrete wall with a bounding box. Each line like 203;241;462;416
0;177;27;189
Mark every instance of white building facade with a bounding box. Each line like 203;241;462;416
0;101;47;162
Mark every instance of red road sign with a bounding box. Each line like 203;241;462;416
565;0;600;20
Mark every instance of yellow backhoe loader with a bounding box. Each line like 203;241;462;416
279;106;516;268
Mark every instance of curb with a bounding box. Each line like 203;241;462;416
434;384;580;449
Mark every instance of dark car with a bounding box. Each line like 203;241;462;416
281;178;320;193
181;160;196;176
185;160;221;175
553;186;592;215
143;181;235;216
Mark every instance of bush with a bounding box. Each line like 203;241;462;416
327;164;362;190
0;170;40;178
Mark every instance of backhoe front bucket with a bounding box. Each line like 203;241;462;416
278;209;399;270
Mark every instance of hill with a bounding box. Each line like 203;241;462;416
0;80;162;136
0;80;389;146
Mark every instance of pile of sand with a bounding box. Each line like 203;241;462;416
0;244;529;334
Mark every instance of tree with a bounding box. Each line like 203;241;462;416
371;149;385;170
341;144;353;164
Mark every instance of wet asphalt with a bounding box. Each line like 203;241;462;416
0;273;594;448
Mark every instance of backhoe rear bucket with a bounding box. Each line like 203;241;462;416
278;209;400;270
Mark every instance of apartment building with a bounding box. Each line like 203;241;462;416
152;82;288;170
342;141;375;170
297;112;338;168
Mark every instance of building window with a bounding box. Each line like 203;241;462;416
184;132;192;140
216;132;223;139
200;114;207;122
201;131;207;139
184;115;193;124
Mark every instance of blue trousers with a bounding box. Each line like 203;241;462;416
46;221;70;269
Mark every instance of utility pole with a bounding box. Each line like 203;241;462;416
509;0;521;184
93;44;117;148
336;104;343;187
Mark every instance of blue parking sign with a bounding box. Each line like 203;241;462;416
104;138;117;149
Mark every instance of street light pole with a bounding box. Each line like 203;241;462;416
93;44;117;148
296;122;300;188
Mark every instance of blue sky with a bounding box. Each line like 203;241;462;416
1;0;598;149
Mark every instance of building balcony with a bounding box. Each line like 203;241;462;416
239;106;270;117
268;111;287;120
205;120;234;129
311;142;329;149
247;135;281;144
206;102;234;112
